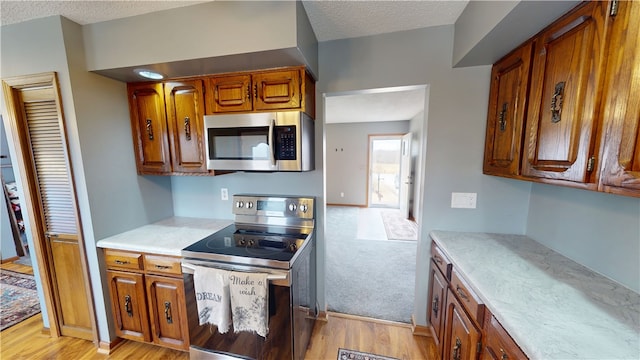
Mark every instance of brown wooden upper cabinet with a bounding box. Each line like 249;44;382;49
522;0;610;185
483;42;533;177
598;0;640;196
128;80;207;175
206;66;315;117
483;0;639;198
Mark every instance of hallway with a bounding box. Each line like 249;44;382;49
325;206;417;323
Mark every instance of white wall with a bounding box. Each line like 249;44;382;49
325;121;410;205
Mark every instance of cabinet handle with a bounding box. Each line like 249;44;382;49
501;348;508;360
164;301;173;324
155;264;172;270
432;294;439;317
246;85;251;100
498;102;508;131
124;295;133;317
550;81;565;123
184;117;191;141
433;255;443;265
456;285;469;301
114;259;130;265
146;119;154;140
452;337;462;360
254;84;258;99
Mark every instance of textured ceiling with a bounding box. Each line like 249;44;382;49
0;0;465;124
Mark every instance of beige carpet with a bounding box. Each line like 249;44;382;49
381;210;418;240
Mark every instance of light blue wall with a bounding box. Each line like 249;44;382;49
526;184;640;292
1;16;175;341
317;26;533;325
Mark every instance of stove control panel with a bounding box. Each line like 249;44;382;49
232;194;314;220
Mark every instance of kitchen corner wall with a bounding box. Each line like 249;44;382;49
318;26;533;326
1;15;174;342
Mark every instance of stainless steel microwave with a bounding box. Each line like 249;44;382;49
204;111;315;172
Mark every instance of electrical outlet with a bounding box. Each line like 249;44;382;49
221;188;228;201
451;192;477;209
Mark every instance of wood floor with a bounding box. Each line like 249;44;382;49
1;262;437;359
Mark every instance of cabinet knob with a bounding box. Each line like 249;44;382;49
124;295;133;317
452;337;462;360
184;117;191;141
164;301;173;324
550;81;565;123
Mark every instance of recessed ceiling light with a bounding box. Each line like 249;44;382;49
134;69;164;80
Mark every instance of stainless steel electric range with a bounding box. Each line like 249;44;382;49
181;194;316;360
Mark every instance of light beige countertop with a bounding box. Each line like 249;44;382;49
96;217;233;256
430;231;640;360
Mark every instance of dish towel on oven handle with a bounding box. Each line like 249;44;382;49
229;271;269;337
193;266;231;333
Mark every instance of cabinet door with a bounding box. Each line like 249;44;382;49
165;80;207;173
598;0;640;197
146;274;190;351
428;263;448;356
444;289;481;360
128;82;171;174
107;270;151;342
522;1;611;184
483;42;533;177
481;314;528;360
208;74;252;113
253;69;301;111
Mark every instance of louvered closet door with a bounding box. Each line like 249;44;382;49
21;87;93;339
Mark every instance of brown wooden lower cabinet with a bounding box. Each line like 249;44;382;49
481;311;527;360
104;249;189;351
428;241;528;360
107;270;151;343
443;289;481;360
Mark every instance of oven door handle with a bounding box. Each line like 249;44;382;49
181;263;287;281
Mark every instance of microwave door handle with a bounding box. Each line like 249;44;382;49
269;118;276;167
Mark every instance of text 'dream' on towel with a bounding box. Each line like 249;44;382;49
193;265;231;333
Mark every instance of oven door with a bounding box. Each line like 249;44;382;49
182;260;292;360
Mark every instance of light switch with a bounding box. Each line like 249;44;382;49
451;192;477;209
221;188;229;201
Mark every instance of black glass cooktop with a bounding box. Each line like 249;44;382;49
182;224;309;263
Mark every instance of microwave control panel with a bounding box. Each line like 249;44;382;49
275;126;297;160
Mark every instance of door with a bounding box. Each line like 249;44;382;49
128;82;171;174
368;135;402;208
598;0;640;196
165;80;207;173
146;274;189;350
399;133;412;218
208;74;253;113
2;72;96;340
107;270;150;342
444;289;481;360
522;1;610;183
483;41;533;177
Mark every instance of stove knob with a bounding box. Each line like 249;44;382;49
300;204;308;213
288;203;297;212
246;201;253;209
288;243;298;252
248;239;255;247
239;239;246;246
236;201;244;209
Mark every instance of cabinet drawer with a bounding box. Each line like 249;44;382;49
105;249;143;271
143;254;182;276
451;268;484;326
431;241;452;279
483;311;528;360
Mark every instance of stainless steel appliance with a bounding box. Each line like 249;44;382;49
204;111;315;172
181;194;316;360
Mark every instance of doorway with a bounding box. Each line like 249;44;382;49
368;135;402;208
323;85;426;323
